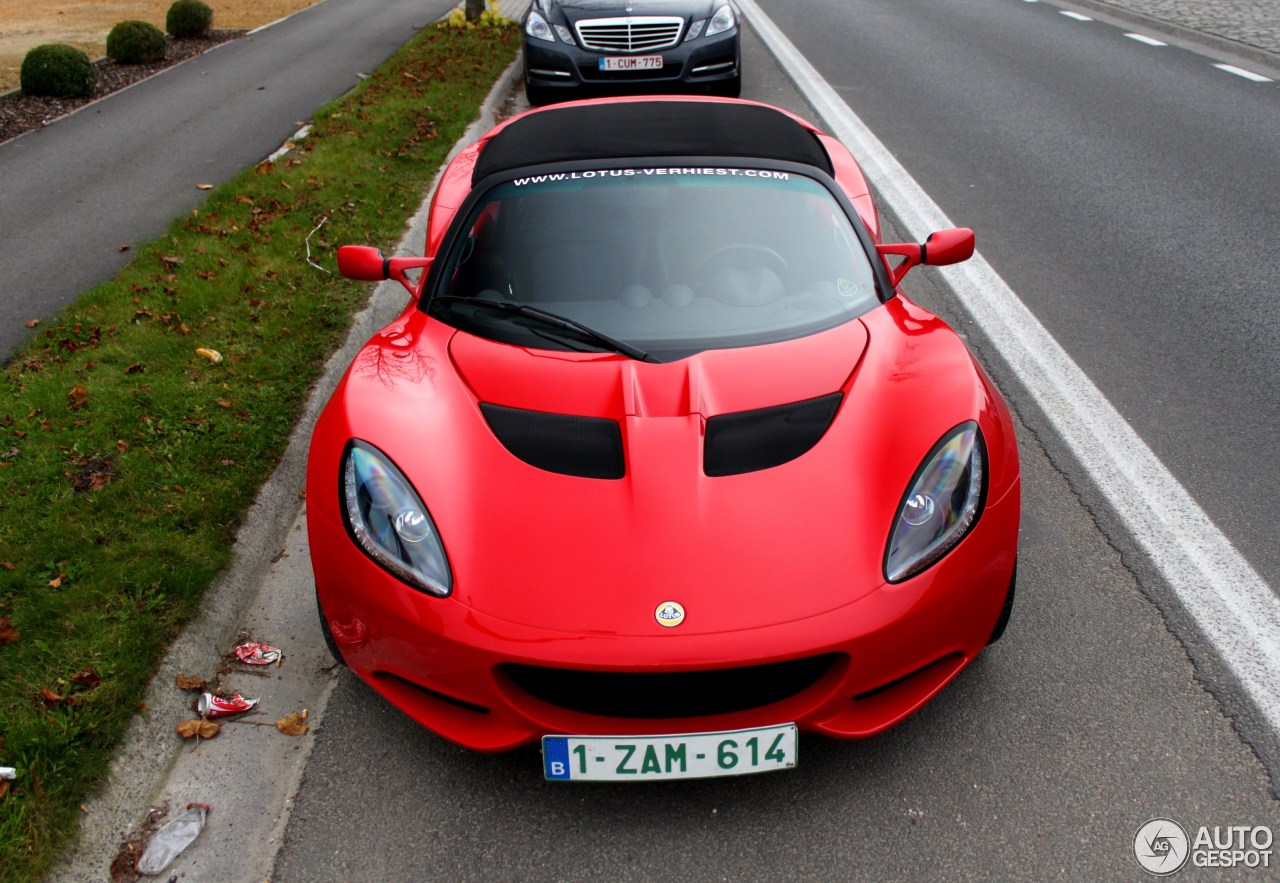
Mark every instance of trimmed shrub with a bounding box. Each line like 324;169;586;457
19;44;95;98
107;20;167;64
166;0;214;38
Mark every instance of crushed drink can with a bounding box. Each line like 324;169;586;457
198;692;258;718
234;642;281;665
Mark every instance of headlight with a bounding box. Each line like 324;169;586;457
342;440;452;597
525;11;555;42
705;4;736;37
884;422;985;583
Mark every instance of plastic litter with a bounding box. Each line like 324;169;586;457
137;803;210;876
0;766;16;780
234;641;281;665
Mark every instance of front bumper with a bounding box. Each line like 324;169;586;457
522;28;740;95
310;481;1019;752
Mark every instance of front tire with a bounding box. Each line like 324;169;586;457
524;79;555;107
316;591;347;666
986;562;1017;645
710;73;741;99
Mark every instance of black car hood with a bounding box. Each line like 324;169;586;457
542;0;719;21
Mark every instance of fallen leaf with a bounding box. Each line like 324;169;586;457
67;385;88;408
70;667;102;689
275;711;309;737
116;439;129;454
196;183;214;190
175;674;207;691
0;616;18;645
23;319;39;328
0;780;9;799
47;575;63;589
195;348;222;364
160;255;184;269
118;244;131;253
0;561;15;571
215;399;231;409
177;718;221;739
39;686;75;707
125;363;144;375
66;455;113;493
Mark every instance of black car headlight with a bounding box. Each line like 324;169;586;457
885;422;985;583
705;4;737;37
525;10;555;42
342;440;452;597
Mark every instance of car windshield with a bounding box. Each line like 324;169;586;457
430;166;881;361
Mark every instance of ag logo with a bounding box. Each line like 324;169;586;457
1134;818;1190;876
654;601;685;628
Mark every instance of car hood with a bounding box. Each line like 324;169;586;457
332;304;999;637
544;0;718;22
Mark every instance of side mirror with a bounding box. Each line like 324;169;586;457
337;245;389;281
876;227;975;286
337;245;433;297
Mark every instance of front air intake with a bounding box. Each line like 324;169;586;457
503;654;839;719
480;403;625;480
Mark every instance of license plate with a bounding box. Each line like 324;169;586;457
599;55;664;72
543;724;797;781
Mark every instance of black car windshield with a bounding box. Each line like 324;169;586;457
430;166;880;360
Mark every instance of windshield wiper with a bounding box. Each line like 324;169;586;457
431;295;658;363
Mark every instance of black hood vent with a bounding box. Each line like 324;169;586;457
481;403;624;480
704;393;843;477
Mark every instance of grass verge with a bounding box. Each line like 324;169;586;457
0;21;520;880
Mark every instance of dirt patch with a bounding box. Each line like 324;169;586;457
0;0;317;92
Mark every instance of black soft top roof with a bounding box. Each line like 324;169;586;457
471;100;834;185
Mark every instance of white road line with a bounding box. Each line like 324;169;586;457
1060;10;1093;21
738;0;1280;733
1213;63;1274;82
1125;33;1168;47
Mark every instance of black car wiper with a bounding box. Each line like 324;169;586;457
431;295;658;363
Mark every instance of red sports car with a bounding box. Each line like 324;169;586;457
307;97;1020;781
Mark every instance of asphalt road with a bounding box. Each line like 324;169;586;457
264;15;1280;883
0;0;458;361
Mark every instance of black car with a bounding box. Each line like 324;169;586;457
522;1;741;105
